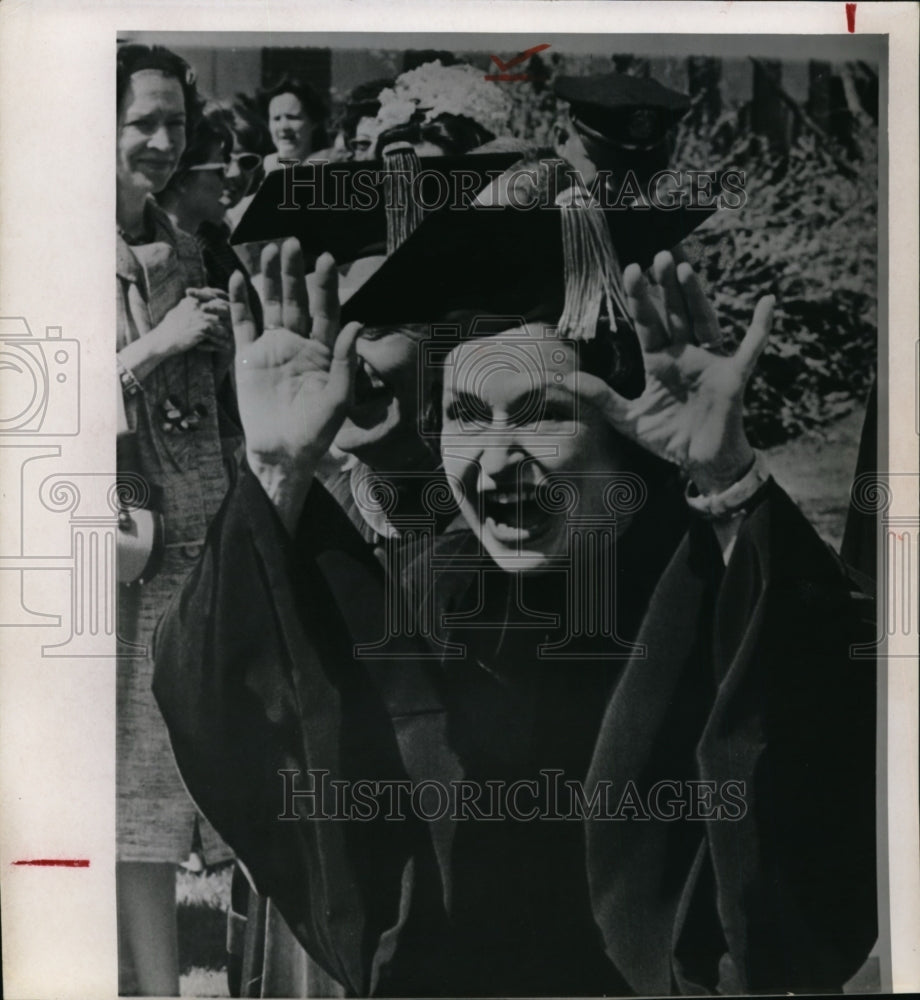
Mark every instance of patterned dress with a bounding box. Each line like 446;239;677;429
116;200;237;863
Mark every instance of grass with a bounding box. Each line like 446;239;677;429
765;404;865;550
177;865;232;997
180;967;231;999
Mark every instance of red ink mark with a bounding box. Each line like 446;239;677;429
846;3;856;32
485;44;551;82
13;858;90;868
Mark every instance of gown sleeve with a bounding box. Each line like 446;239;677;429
151;466;423;996
585;478;877;995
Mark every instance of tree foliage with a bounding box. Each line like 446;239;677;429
675;111;877;446
504;52;879;446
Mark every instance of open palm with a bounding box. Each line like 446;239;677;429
230;241;360;469
573;252;774;495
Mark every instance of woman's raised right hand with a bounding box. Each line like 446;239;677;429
229;239;361;531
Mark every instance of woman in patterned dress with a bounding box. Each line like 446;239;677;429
115;43;239;995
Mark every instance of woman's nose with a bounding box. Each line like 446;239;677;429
476;434;523;485
147;124;175;151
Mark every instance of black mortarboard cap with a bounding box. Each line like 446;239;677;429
341;200;714;326
340;198;716;398
229;150;525;261
554;73;691;149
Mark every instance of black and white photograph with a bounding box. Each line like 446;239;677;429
1;4;918;999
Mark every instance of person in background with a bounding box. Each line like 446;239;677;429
156;106;260;439
216;98;274;230
553;72;691;192
207;98;276;277
375;108;497;158
359;60;513;158
334;77;396;160
156;107;234;245
115;43;236;996
261;75;329;172
158;105;262;326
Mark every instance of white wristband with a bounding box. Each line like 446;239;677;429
685;451;771;520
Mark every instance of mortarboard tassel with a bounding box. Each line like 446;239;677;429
556;183;634;344
383;143;426;255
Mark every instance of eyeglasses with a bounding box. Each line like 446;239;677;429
186;152;263;178
186;162;228;177
230;152;263;172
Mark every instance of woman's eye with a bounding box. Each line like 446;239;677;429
128;116;185;134
444;397;488;425
513;400;575;430
539;401;575;423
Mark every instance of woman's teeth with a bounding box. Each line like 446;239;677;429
481;486;551;542
487;487;537;506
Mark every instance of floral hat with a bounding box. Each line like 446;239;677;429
363;60;512;145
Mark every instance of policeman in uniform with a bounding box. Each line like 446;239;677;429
554;72;691;192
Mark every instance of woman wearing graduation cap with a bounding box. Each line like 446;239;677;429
154;189;876;994
220;145;529;996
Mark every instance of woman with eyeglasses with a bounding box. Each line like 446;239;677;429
157;109;234;234
208;99;273;227
158;106;263;332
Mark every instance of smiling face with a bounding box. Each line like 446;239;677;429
333;325;429;468
117;69;187;198
268;92;313;161
440;327;627;573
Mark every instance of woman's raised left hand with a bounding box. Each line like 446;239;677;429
570;251;774;495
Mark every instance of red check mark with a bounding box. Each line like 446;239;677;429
489;44;550;73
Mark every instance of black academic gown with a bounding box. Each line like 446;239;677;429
153;467;877;996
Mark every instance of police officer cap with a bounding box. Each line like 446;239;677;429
554;73;691;148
